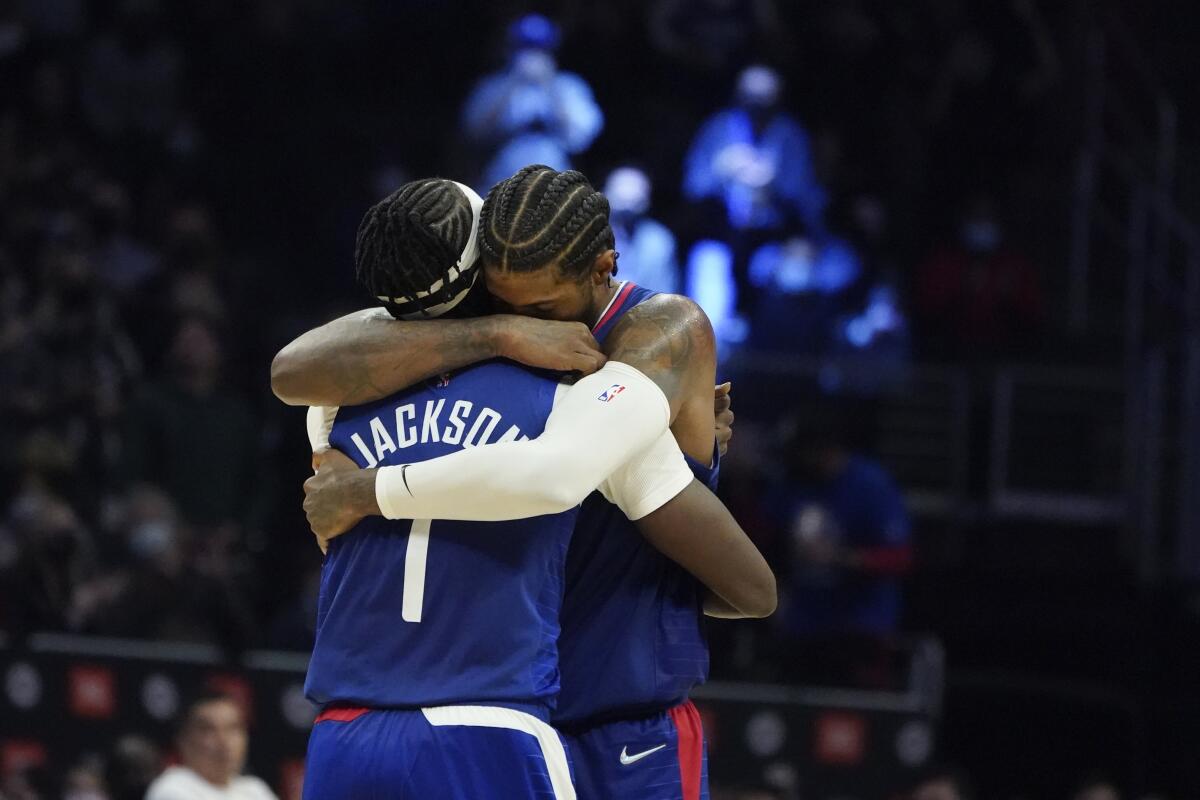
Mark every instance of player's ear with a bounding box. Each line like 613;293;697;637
590;249;616;286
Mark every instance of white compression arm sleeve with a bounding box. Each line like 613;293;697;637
375;361;690;521
597;428;693;520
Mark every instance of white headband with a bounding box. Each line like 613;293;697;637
377;180;485;320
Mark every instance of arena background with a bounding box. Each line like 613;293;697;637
1;1;1198;798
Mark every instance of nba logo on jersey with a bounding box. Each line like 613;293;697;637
597;384;625;403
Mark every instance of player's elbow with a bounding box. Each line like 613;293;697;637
736;569;778;619
505;454;592;515
270;347;311;406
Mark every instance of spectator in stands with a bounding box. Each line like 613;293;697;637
461;14;603;189
825;282;912;394
146;692;277;800
744;233;861;355
913;190;1044;360
0;482;98;637
683;64;826;311
905;764;975;800
122;314;258;535
77;485;257;649
104;735;163;800
765;407;912;687
604;165;680;293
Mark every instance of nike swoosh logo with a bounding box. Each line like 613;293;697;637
619;744;667;765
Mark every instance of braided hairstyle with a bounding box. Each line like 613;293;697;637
479;165;615;278
355;178;476;319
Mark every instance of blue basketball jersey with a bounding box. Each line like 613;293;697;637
555;283;720;727
304;360;576;715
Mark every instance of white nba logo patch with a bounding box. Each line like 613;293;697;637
597;384;625;403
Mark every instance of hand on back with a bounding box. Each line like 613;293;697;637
304;449;365;553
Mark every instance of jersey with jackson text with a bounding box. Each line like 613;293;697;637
304;360;575;716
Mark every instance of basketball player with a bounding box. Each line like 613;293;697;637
276;167;750;799
286;179;773;800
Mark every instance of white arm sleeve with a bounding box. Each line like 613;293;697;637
375;361;687;521
598;428;693;520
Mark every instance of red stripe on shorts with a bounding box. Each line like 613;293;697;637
314;706;370;724
668;700;703;800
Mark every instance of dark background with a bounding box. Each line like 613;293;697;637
0;0;1198;798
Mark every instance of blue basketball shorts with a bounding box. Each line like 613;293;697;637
303;704;576;799
563;700;709;800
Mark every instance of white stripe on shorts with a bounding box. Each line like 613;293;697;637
421;705;575;800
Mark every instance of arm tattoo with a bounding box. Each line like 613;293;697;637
273;311;499;407
604;297;707;406
328;318;497;405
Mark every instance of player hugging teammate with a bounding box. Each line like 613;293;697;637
272;167;776;799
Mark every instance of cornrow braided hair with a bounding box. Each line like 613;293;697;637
355;178;475;318
479;165;615;278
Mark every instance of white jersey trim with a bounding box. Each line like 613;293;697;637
421;704;575;800
307;405;339;451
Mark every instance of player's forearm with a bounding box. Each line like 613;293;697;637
271;309;502;407
635;480;777;619
375;363;672;522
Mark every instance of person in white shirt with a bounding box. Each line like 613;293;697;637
145;693;277;800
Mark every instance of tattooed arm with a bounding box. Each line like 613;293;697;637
602;294;719;463
271;308;606;407
602;294;776;618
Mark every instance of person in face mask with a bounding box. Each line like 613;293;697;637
760;406;912;687
603;165;681;293
914;192;1045;358
683;64;828;312
462;14;604;189
685;65;827;235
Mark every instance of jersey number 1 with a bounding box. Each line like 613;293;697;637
402;519;432;623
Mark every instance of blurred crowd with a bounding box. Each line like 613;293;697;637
0;0;1131;796
0;0;1075;648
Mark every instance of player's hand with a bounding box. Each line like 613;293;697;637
714;382;734;457
494;315;606;376
304;449;365;553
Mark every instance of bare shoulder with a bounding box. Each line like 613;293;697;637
605;293;715;404
607;293;715;354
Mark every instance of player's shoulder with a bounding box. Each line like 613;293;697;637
605;294;715;400
614;292;714;348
